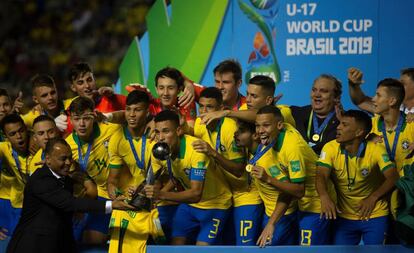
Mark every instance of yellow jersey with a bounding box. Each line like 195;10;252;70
152;135;232;210
0;137;14;202
21;100;71;129
371;114;414;176
275;123;330;213
250;144;297;216
108;127;157;193
194;117;262;207
239;103;296;127
65;122;121;199
317;140;395;220
28;149;44;175
0;142;31;208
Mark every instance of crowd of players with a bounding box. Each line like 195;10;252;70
0;60;413;252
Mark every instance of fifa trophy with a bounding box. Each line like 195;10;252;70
129;142;170;210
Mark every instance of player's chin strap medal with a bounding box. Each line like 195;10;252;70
308;110;335;143
125;127;146;170
129;143;168;211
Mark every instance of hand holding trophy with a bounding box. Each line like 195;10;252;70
129;142;170;210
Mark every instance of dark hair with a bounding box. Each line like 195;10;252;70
0;113;25;132
248;75;275;96
154;110;180;127
45;137;70;155
237;120;256;134
377;78;405;107
155;67;184;89
68;97;95;115
257;105;283;121
33;115;56;128
314;74;342;98
342;110;372;136
68;62;92;82
0;88;10;99
213;59;242;83
31;74;55;90
401;68;414;81
126;90;150;107
199;87;223;105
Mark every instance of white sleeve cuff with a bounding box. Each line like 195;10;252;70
105;201;113;214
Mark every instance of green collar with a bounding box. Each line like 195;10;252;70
72;124;100;145
178;136;186;159
274;129;286;152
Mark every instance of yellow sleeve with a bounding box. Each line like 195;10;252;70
190;150;209;181
373;144;396;173
317;142;335;170
277;105;296;128
108;130;123;169
22;110;40;129
193;118;203;138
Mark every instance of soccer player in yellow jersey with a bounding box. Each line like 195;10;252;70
316;110;399;245
65;97;121;245
0;114;31;238
369;79;414;175
144;110;232;245
107;90;166;253
28;115;60;175
21;74;66;129
246;105;308;246
0;89;15;240
199;75;295;128
254;105;335;245
192;87;262;245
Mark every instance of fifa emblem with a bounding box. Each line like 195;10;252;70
104;141;109;149
184;168;191;177
219;144;226;152
402;140;410;150
361;168;369;177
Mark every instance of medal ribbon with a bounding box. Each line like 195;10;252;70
125;128;146;170
344;141;366;190
381;113;404;162
307;110;335;141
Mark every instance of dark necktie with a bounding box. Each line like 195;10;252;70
58;177;66;188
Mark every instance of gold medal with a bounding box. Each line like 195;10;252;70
245;164;253;172
312;134;320;142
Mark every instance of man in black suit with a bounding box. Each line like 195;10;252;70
7;138;134;253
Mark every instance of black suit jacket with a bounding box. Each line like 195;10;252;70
7;165;106;253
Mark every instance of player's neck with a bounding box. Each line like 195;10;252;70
78;131;93;143
128;125;146;138
207;119;219;131
13;144;29;157
343;138;363;156
382;109;401;131
224;93;239;109
248;141;259;155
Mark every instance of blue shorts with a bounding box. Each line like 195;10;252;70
0;198;20;236
234;204;263;245
157;205;178;244
84;196;111;234
262;211;298;245
334;216;388;245
172;204;230;244
298;211;331;245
